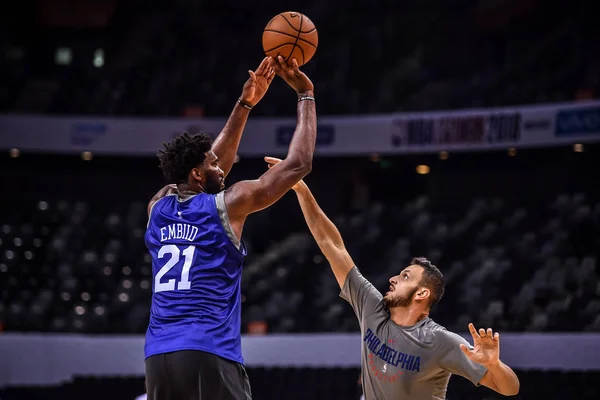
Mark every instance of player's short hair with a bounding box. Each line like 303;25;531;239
157;132;213;183
411;257;444;309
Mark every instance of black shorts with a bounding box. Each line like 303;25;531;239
145;350;252;400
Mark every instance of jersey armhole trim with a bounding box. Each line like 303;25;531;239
216;191;241;250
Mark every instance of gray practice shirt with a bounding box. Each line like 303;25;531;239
340;267;488;400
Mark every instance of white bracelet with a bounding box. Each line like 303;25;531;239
237;98;253;110
298;95;316;102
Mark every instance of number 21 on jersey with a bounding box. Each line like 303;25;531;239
155;244;196;292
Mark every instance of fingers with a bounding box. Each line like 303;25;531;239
271;56;284;76
264;156;281;170
264;156;282;165
250;58;276;85
255;57;269;75
267;68;276;84
273;55;287;74
272;55;299;77
480;327;498;339
291;58;299;72
468;323;480;339
469;323;500;341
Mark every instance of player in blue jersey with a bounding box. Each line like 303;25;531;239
144;56;316;400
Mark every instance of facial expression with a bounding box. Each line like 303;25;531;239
197;151;225;194
384;265;424;308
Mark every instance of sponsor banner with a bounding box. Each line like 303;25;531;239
390;113;519;149
1;101;599;156
555;105;600;136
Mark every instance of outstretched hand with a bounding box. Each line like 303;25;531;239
271;56;314;94
264;156;305;191
240;57;276;107
460;323;501;368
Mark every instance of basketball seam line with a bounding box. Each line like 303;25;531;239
263;43;306;62
263;29;317;48
264;42;297;54
288;15;303;64
296;45;306;65
280;14;316;34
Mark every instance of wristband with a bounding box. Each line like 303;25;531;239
237;98;253;110
298;95;316;102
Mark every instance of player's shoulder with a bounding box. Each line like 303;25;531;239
169;192;220;217
189;192;219;205
156;192;215;208
149;193;176;211
409;318;447;344
150;193;177;212
427;321;467;348
424;319;451;336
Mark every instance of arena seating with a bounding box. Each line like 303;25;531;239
1;0;596;116
2;3;599;400
1;149;599;335
242;192;600;333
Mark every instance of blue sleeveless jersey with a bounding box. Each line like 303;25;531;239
144;192;247;364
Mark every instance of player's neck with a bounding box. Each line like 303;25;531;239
177;183;204;198
389;305;429;327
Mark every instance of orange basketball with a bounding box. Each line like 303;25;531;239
262;12;318;67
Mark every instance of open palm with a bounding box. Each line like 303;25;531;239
240;57;276;107
460;323;500;367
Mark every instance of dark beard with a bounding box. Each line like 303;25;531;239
204;177;223;194
384;286;419;308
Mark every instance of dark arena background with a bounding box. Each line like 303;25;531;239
1;0;600;399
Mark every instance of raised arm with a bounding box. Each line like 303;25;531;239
224;57;316;233
211;57;276;176
462;324;520;396
291;181;355;288
438;324;518;396
261;159;355;289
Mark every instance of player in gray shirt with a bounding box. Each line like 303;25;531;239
264;157;520;399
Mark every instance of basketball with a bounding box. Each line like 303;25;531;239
262;12;318;67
